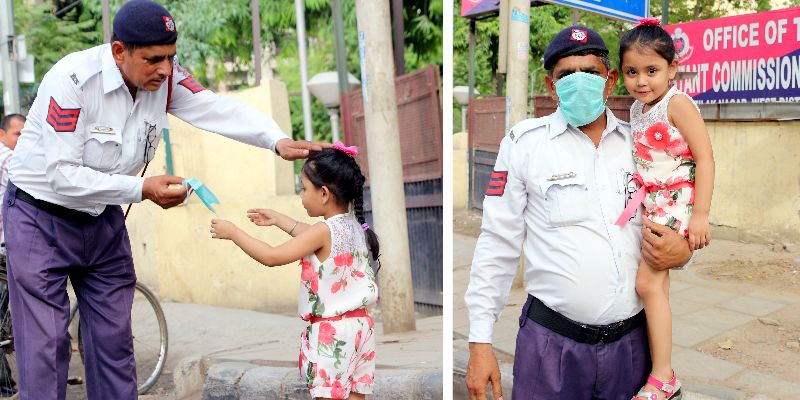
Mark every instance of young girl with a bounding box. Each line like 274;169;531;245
209;143;379;400
616;18;715;400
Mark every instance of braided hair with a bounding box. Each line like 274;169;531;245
301;149;380;264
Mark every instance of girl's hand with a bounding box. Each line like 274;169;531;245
247;208;279;227
210;219;239;240
687;213;711;250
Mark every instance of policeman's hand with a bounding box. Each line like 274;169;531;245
142;175;188;209
275;138;328;161
641;218;692;271
466;343;503;400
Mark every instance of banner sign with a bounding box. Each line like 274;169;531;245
461;0;646;22
664;7;800;104
462;0;500;18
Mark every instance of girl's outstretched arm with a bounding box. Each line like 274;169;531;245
211;219;328;267
246;208;311;236
669;95;715;250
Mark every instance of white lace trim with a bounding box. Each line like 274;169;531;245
324;213;367;258
631;86;700;136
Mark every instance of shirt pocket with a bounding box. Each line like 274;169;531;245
616;170;643;226
140;116;168;164
539;174;590;227
83;124;123;171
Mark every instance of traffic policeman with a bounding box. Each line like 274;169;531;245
463;26;693;400
3;1;319;398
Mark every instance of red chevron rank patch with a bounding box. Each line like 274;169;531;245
178;76;206;94
485;171;508;196
46;97;81;132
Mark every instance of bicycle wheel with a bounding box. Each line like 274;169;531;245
78;282;168;394
0;266;19;397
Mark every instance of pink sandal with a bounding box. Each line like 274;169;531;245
632;371;683;400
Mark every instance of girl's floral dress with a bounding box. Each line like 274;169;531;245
297;213;379;399
631;86;700;237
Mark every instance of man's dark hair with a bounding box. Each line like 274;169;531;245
301;149;381;266
111;33;143;54
619;24;676;67
546;49;611;77
110;32;177;54
1;114;25;131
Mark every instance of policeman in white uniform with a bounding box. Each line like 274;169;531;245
464;26;693;400
2;1;319;398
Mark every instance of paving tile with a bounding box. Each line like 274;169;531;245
718;295;788;317
736;371;800;399
672;296;709;316
672;286;738;306
670;279;694;294
492;316;520;355
453;307;470;331
680;307;756;333
673;348;745;381
673;316;728;347
453;235;477;267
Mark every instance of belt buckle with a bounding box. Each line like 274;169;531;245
599;320;625;343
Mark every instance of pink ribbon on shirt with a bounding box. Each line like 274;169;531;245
614;173;693;227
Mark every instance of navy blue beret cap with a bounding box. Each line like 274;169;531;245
543;26;608;71
113;0;177;46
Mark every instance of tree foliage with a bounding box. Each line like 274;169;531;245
10;0;442;142
452;0;776;131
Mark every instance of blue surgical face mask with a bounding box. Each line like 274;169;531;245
554;72;608;127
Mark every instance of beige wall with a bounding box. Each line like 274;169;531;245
706;121;800;244
454;121;800;244
128;80;318;314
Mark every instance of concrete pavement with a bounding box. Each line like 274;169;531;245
156;303;442;399
453;233;800;400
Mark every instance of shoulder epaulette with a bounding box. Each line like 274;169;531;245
508;116;550;143
68;67;101;89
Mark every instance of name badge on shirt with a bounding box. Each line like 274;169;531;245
546;171;577;181
90;126;116;134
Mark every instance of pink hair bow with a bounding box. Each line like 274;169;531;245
332;141;358;156
635;17;661;28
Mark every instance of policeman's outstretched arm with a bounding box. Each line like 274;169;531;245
466;343;504;400
142;175;188;209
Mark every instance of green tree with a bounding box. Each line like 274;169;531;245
452;0;772;131
10;1;441;142
169;0;441;142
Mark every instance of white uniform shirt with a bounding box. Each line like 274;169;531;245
0;142;13;243
465;108;647;344
9;44;289;215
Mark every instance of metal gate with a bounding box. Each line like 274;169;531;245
341;65;443;313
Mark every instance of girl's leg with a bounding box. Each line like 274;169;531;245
635;259;674;398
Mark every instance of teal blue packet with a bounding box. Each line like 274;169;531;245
182;178;220;214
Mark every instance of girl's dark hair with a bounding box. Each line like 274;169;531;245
301;148;380;264
619;24;676;67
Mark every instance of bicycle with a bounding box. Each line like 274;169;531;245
0;255;169;395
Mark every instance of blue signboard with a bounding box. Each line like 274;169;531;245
462;0;648;23
541;0;648;22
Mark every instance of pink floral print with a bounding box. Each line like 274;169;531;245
297;213;379;398
631;87;699;237
300;316;376;399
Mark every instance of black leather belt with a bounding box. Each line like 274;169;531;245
526;295;646;344
10;183;93;221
